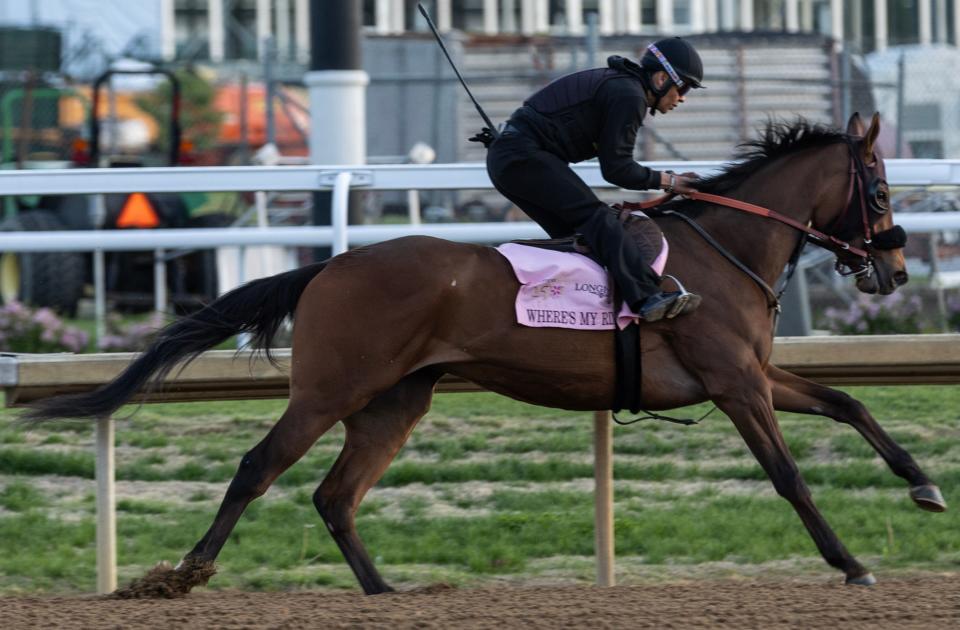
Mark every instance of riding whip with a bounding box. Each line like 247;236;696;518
416;2;499;141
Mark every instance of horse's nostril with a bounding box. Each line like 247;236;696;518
894;270;909;286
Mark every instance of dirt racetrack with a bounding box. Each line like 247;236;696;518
3;574;959;629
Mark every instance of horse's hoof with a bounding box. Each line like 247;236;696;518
111;558;216;599
910;485;947;512
845;572;877;586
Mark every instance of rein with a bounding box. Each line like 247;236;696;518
620;139;903;289
623;186;869;260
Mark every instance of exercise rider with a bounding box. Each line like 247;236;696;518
486;37;705;322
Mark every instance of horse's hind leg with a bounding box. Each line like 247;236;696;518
116;391;368;598
766;365;946;511
314;369;440;595
706;365;875;585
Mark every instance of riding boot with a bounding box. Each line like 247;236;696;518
576;210;700;322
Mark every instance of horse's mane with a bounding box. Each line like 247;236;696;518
695;118;849;195
655;119;851;222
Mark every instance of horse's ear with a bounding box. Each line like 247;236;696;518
863;112;881;159
846;112;865;136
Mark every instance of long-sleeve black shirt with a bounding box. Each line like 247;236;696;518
509;55;661;191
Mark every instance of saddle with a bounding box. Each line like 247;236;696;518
510;207;668;415
511;207;666;270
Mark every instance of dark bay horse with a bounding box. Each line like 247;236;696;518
27;113;945;595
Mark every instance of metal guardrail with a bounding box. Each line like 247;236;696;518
2;160;960;195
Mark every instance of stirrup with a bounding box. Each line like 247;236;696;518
660;274;701;319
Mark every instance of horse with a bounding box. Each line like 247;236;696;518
25;113;945;596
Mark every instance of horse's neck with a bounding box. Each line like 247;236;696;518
698;148;842;286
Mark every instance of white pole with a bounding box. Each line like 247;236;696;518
690;0;706;33
160;0;176;60
874;0;888;52
305;71;369;164
257;0;272;58
375;0;390;34
437;0;453;31
255;190;269;227
785;0;799;32
208;0;225;62
332;172;351;254
295;0;309;63
626;0;642;33
657;0;674;33
566;0;584;34
93;249;106;345
935;0;947;43
599;0;615;34
918;0;931;45
485;0;500;34
276;0;290;60
95;417;117;595
154;249;167;313
407;190;421;225
830;0;844;46
739;0;753;30
593;410;614;587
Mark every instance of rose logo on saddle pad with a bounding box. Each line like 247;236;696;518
497;239;668;331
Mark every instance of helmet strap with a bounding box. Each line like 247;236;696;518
646;74;673;117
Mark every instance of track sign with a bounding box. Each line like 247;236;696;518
116;193;160;228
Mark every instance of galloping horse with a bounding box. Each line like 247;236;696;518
27;113;945;596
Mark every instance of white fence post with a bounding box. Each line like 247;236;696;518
594;410;615;586
332;171;352;255
154;249;167;314
95;416;117;594
93;249;107;346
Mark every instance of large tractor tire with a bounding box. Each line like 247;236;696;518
0;210;86;316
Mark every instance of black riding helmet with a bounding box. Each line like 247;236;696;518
640;37;704;114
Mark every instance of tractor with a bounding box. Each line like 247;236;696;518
0;65;233;316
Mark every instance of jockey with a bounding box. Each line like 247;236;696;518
487;37;705;322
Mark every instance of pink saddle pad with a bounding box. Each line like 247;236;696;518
496;237;669;331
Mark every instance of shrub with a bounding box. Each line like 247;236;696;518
946;293;960;332
0;301;88;352
97;313;166;352
820;292;923;335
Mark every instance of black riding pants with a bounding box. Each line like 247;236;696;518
486;129;662;308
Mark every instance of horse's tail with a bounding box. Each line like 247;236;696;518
23;261;327;422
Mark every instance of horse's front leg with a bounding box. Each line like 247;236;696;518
706;365;875;585
766;365;946;512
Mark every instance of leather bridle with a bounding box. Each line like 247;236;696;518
621;137;905;280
